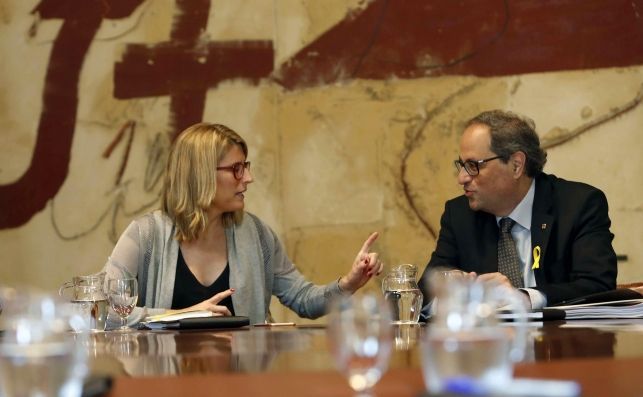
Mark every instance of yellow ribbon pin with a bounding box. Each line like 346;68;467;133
532;246;541;270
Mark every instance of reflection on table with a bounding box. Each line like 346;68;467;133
81;320;643;378
85;324;424;377
1;319;641;397
533;325;616;360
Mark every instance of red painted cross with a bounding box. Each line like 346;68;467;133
113;0;274;139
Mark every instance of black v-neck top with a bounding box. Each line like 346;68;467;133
170;249;235;314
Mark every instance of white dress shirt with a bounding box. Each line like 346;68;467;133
496;179;547;309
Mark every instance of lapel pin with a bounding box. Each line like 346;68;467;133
541;223;547;230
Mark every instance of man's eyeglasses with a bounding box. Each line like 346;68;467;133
454;156;503;176
216;161;251;180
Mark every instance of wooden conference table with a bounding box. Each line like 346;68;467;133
85;320;643;397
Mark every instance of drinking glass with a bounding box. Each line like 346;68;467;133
327;293;393;396
0;287;87;397
421;275;528;395
107;278;138;332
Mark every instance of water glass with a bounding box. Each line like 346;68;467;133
0;287;87;397
327;293;393;396
421;276;527;395
107;278;138;332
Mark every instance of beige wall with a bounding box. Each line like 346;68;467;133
1;1;641;323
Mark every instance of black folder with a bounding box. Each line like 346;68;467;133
144;315;250;330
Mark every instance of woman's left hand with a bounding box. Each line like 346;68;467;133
339;232;383;294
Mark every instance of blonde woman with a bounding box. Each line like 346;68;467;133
103;123;382;324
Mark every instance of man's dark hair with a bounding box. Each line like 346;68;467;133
466;110;547;177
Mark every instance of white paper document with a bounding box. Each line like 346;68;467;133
550;298;643;320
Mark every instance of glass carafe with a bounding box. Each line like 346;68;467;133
59;273;108;332
381;264;423;324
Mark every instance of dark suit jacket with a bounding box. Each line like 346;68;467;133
419;173;617;306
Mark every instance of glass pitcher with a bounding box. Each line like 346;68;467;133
381;264;423;324
59;273;108;332
420;274;528;395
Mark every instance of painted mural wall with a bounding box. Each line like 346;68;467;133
1;0;642;322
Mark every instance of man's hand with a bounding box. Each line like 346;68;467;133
476;272;514;290
339;232;383;294
476;272;532;309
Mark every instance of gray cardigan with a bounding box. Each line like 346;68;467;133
104;210;343;324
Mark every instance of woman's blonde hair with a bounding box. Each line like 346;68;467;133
162;123;248;241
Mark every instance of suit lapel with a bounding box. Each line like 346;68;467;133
531;174;554;284
477;211;500;274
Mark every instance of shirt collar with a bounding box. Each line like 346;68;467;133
496;179;535;231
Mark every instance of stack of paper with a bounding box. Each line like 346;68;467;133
550;299;643;320
145;309;214;323
143;310;215;329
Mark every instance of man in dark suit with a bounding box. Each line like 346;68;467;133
419;110;617;310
